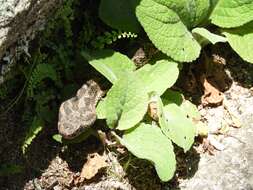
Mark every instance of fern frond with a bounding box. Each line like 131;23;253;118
91;30;138;49
22;117;43;154
27;64;59;97
0;85;8;99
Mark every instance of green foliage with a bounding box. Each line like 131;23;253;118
210;0;253;28
1;0;102;154
27;63;59;97
222;21;253;63
91;30;138;49
0;164;24;176
99;0;253;63
158;99;196;152
118;123;176;181
100;72;149;130
84;50;196;181
136;0;201;62
82;49;136;84
0;85;8;99
99;0;141;33
4;0;252;182
22;117;43;154
192;27;227;46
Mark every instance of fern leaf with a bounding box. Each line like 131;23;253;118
27;64;59;97
0;85;8;99
22;117;43;154
91;30;137;49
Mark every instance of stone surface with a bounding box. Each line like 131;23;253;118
174;82;253;190
0;0;62;83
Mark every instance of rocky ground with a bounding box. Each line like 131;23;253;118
176;83;253;190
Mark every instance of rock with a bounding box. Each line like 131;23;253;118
0;0;63;83
171;82;253;190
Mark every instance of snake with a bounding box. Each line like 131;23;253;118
58;80;104;139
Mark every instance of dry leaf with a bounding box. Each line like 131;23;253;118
148;101;159;121
80;153;108;180
201;75;224;106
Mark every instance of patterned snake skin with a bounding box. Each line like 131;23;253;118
58;80;104;139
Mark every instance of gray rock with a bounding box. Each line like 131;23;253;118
174;82;253;190
0;0;63;83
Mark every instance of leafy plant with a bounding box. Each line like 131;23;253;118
99;0;253;63
91;30;138;49
27;63;60;98
22;117;43;154
82;49;198;181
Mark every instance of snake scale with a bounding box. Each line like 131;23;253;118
58;80;104;139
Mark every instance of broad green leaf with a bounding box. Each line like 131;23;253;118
120;123;176;181
96;99;107;119
192;27;227;46
222;21;253;63
99;0;141;33
153;0;210;28
180;100;201;120
82;49;136;84
101;58;178;130
135;58;179;95
104;74;149;130
211;0;253;28
161;89;183;106
136;0;201;62
159;101;196;152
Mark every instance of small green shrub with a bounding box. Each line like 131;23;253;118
82;49;199;181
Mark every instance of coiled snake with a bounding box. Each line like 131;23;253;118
58;80;104;139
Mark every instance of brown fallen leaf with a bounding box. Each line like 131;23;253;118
201;75;224;106
148;101;159;121
80;153;108;181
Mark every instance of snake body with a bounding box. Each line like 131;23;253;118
58;80;104;139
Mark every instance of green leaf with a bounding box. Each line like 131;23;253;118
82;49;136;84
161;89;183;106
52;134;62;143
104;73;149;130
222;21;253;63
100;57;179;130
192;27;227;46
135;57;179;95
99;0;141;33
120;123;176;181
180;100;201;120
96;99;107;119
211;0;253;28
159;101;196;152
136;0;201;62
152;0;210;28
